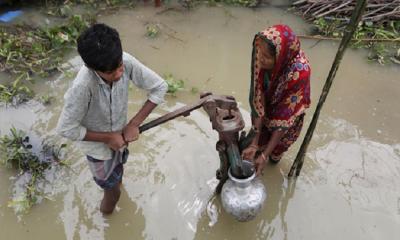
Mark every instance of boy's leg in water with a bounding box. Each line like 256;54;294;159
100;183;121;214
94;151;127;214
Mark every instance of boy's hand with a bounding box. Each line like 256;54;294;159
122;123;140;142
106;132;126;151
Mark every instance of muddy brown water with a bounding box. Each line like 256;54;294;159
1;4;400;240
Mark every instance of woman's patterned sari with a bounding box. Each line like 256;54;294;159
249;24;311;160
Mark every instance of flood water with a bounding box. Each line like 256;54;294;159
1;3;400;240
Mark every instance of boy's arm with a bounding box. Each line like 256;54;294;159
57;85;126;151
83;131;126;151
123;100;157;142
56;85;90;141
123;54;168;142
128;53;168;105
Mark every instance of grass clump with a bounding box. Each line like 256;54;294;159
163;73;185;97
0;127;68;213
313;18;400;64
0;73;33;106
145;24;160;38
0;14;90;105
0;15;90;76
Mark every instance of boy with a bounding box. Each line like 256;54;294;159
57;23;168;214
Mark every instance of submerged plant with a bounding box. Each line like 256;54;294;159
48;0;136;17
0;15;90;75
38;94;54;105
181;0;259;8
312;18;400;65
7;178;41;213
104;0;133;6
163;73;185;96
145;24;160;38
191;87;199;94
220;0;259;7
0;128;39;170
0;73;33;105
0;127;68;213
0;14;90;104
178;0;197;9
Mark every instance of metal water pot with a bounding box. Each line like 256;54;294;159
221;160;267;222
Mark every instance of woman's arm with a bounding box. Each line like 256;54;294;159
241;116;264;160
254;128;286;176
249;116;263;147
261;129;286;157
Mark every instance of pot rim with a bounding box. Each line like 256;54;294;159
227;160;256;183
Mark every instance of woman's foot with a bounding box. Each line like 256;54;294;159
269;154;282;164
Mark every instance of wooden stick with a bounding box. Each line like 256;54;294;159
288;0;368;177
363;7;400;21
363;4;393;17
316;0;353;18
303;2;318;17
293;0;308;6
312;3;334;16
293;0;400;23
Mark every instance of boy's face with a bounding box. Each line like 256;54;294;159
96;61;124;83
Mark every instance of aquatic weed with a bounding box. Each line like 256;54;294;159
0;127;68;213
312;18;400;65
0;15;89;75
0;73;33;105
0;14;90;104
38;94;54;105
163;73;185;96
191;87;199;94
182;0;259;8
146;24;160;38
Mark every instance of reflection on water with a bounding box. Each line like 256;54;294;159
1;3;400;240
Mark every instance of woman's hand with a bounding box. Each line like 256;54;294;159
254;152;268;176
241;145;259;161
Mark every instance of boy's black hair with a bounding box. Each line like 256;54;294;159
77;23;122;72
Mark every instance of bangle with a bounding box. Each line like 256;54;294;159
251;125;260;133
260;152;267;161
248;144;259;150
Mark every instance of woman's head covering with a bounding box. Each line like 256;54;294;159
250;24;311;129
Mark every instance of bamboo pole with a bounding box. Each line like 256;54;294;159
288;0;368;177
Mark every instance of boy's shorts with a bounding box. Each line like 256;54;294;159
86;149;129;190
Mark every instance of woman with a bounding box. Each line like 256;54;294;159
241;24;311;176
